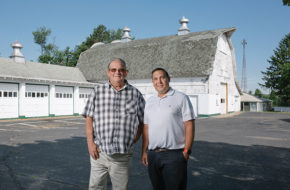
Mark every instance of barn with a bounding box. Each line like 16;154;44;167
77;17;242;117
1;17;242;119
0;41;95;119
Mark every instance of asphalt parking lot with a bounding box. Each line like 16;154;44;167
0;112;290;190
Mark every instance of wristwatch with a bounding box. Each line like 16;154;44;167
183;148;192;155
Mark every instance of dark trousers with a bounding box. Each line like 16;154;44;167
147;150;187;190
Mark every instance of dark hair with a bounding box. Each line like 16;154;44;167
108;58;127;69
151;67;170;80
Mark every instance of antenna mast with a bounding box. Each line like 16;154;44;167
241;39;247;92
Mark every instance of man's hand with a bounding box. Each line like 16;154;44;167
141;152;148;166
86;117;100;160
88;142;101;160
133;123;143;143
182;151;189;161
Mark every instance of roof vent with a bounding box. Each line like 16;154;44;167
178;16;190;35
10;41;25;63
121;27;132;42
111;40;121;43
91;42;104;48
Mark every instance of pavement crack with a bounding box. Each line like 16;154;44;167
14;173;87;188
1;149;25;190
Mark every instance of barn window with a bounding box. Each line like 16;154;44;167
0;91;2;97
37;92;41;97
69;94;72;98
60;93;62;98
9;92;13;97
28;92;32;97
32;92;35;97
13;92;17;97
4;91;8;97
56;93;59;98
44;93;48;97
64;93;67;98
221;98;225;103
41;93;44;97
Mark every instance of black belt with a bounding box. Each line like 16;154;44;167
149;148;183;152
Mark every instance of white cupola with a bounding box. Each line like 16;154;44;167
121;27;132;42
178;16;190;35
10;41;25;63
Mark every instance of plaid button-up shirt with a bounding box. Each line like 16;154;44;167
82;81;145;154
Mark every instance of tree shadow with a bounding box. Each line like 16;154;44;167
187;141;290;190
0;137;90;190
1;138;290;190
280;118;290;123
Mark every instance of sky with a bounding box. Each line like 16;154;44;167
0;0;289;93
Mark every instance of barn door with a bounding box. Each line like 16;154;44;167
220;83;228;114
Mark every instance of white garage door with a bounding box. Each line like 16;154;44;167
24;84;49;117
79;88;94;114
189;95;198;117
55;86;74;116
0;83;19;119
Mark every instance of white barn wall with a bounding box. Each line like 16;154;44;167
130;77;210;117
209;34;241;114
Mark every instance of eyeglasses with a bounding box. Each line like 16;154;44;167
109;68;126;73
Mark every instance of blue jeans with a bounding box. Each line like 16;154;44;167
147;150;187;190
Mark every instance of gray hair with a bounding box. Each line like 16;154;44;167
108;58;127;70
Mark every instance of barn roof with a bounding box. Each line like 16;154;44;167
77;27;236;82
0;57;95;86
241;93;272;103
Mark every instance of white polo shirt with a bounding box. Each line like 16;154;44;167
144;88;195;150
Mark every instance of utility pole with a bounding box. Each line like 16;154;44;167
241;39;247;92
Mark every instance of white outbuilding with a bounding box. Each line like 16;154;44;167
241;93;272;112
0;41;95;119
77;17;242;117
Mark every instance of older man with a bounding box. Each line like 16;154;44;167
142;67;195;190
83;58;145;190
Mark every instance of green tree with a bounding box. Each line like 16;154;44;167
269;91;279;106
248;90;252;95
32;26;51;55
38;45;74;66
283;0;290;6
278;63;290;105
33;27;74;66
70;25;122;66
33;25;122;66
254;89;262;98
260;33;290;106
